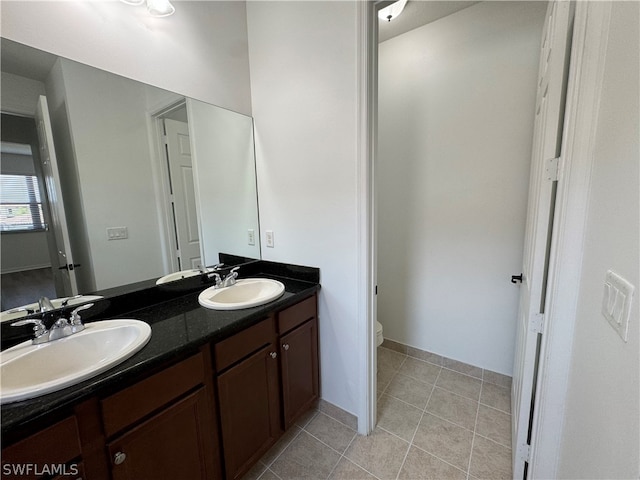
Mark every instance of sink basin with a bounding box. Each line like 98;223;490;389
198;278;285;310
156;268;205;285
0;319;151;404
0;295;104;323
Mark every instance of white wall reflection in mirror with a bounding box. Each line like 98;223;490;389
0;38;260;311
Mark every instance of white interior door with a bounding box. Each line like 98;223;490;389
35;95;78;297
164;119;201;270
511;2;572;478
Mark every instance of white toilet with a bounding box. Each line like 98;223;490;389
376;321;384;347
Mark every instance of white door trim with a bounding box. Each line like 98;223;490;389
529;2;612;476
356;0;377;435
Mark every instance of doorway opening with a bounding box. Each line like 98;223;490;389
150;101;202;275
0;113;57;309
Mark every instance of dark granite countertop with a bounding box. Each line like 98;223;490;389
1;260;319;444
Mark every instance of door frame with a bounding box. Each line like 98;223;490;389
146;99;188;276
528;3;612;476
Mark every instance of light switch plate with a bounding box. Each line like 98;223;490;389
265;230;274;248
107;226;128;241
602;270;635;342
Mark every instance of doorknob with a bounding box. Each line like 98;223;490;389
511;274;523;284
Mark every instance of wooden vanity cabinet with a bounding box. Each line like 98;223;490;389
214;317;281;480
102;350;221;480
1;416;84;480
214;294;319;480
277;295;319;430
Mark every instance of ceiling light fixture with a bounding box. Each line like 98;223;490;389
378;0;408;22
120;0;175;17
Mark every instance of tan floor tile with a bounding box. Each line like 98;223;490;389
480;382;511;413
377;363;397;397
377;394;422;441
329;458;378;480
398;357;441;385
426;387;478;430
305;412;356;454
345;427;410;480
241;460;267;480
436;369;482;401
442;358;483;379
475;405;511;447
482;370;512;389
412;413;473;471
270;431;341;480
378;347;406;371
259;426;302;466
258;469;281;480
398;446;467;480
386;373;433;409
469;435;512;480
295;407;319;428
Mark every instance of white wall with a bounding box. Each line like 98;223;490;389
47;58;174;291
557;2;639;477
0;1;252;115
377;1;545;374
247;1;361;417
187;99;260;265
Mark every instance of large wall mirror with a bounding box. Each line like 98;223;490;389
0;38;261;313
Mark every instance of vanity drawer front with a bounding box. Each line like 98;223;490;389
215;316;274;372
2;416;81;472
101;353;205;437
277;295;317;334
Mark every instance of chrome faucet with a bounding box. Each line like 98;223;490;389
11;303;94;345
221;267;240;288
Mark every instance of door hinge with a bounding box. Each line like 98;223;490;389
162;134;169;145
530;313;544;334
518;443;531;463
546;156;559;181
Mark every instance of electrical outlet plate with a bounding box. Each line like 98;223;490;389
247;229;255;246
602;270;635;342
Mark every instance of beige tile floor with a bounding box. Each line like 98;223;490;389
243;347;512;480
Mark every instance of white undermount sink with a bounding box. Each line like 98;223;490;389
0;319;151;404
0;295;104;324
198;278;285;310
156;268;206;285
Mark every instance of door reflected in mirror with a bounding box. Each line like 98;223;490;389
0;38;261;312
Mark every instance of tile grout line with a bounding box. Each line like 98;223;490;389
336;428;384;480
465;382;483;480
394;365;442;480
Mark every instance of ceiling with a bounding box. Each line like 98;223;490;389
378;1;480;43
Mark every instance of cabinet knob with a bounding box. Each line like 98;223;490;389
114;451;127;465
270;352;277;359
282;344;290;351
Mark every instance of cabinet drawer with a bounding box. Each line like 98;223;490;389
2;416;81;477
215;316;274;372
101;353;205;437
277;295;316;334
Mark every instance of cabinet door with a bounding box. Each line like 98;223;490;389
280;318;319;429
107;388;216;480
217;344;280;480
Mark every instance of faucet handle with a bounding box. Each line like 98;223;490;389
11;318;48;338
70;303;94;326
